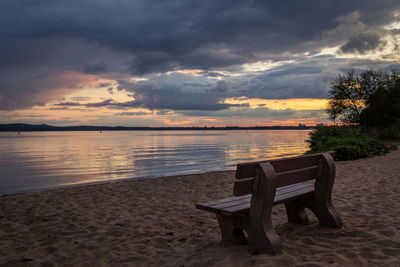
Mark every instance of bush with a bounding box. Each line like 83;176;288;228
375;124;400;141
307;126;390;161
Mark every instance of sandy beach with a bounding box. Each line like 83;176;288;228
1;149;400;266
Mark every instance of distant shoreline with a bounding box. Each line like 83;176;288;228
0;123;316;132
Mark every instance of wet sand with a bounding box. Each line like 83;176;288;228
1;149;400;266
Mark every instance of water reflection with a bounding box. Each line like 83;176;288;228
0;130;310;195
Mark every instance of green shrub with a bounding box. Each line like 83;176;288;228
376;124;400;141
307;126;390;161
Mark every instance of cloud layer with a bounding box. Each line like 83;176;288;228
1;0;400;113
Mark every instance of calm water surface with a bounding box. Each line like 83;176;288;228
0;130;310;195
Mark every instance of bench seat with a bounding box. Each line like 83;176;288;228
196;182;314;216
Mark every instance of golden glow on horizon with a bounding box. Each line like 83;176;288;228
1;100;328;127
0;69;331;127
224;98;328;110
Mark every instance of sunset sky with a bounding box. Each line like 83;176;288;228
1;1;400;127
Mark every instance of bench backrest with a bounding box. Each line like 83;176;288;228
233;152;335;196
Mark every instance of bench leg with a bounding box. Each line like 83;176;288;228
246;215;282;254
284;199;309;225
215;214;246;245
244;162;282;254
305;198;342;228
307;153;342;228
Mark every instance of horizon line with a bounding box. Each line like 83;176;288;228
0;123;329;131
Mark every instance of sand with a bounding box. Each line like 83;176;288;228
1;149;400;266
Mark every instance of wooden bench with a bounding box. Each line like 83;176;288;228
196;152;342;254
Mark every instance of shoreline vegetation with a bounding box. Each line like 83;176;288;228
307;69;400;160
0;123;316;131
0;148;399;265
307;125;399;161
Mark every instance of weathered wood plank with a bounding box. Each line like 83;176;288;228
198;183;315;215
276;166;318;187
221;202;251;215
233;177;254;196
234;167;317;196
233;179;318;197
275;182;313;195
274;184;314;205
196;194;250;212
210;197;251;210
235;151;334;179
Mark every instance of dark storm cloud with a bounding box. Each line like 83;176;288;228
117;112;151;116
209;81;229;93
0;68;79;110
55;99;114;108
199;71;225;78
71;97;92;101
85;99;114;107
0;38;126;110
98;83;112;88
113;59;331;111
55;77;250;111
236;64;331;99
106;55;390;111
1;0;400;110
49;107;71;110
115;79;249;111
340;33;385;54
55;96;248;111
83;62;107;74
1;0;399;72
55;102;81;107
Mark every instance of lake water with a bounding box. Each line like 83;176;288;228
0;130;311;195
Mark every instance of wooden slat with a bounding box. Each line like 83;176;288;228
197;198;251;215
211;197;251;211
275;166;318;187
196;183;315;216
221;202;251;215
274;184;314;205
270;156;321;173
235;151;334;179
233;176;314;197
233;177;254;196
196;194;251;212
235;162;261;179
197;194;250;208
276;182;312;195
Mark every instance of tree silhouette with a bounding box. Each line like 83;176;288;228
360;71;400;127
327;69;399;126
